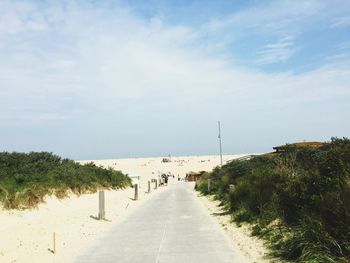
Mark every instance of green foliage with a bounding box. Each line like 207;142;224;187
0;152;131;209
196;137;350;262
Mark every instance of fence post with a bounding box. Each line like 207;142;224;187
148;180;151;193
98;190;105;220
134;184;138;200
208;179;211;193
155;179;158;189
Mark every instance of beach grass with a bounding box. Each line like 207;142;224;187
0;152;131;209
196;137;350;262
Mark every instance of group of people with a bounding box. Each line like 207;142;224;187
161;173;169;185
160;173;181;185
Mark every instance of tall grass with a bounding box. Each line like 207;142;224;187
0;152;131;209
196;138;350;262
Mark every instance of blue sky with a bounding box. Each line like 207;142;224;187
0;0;349;159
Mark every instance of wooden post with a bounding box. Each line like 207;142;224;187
208;179;211;193
134;184;138;200
155;179;158;189
98;191;105;220
148;180;151;193
53;232;56;254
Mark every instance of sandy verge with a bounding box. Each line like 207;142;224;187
0;179;168;263
0;154;247;263
197;193;271;263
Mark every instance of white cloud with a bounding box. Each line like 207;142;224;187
0;1;349;158
330;16;350;28
203;0;350;60
256;36;296;64
207;0;324;35
0;0;349;133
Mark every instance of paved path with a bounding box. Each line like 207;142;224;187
76;183;246;263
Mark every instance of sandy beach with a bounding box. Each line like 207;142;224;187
0;154;262;263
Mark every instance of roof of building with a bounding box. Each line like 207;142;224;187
273;141;324;151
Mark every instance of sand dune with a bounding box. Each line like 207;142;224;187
0;154;253;263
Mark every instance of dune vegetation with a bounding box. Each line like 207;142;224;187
196;137;350;263
0;152;131;210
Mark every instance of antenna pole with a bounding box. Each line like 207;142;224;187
218;121;223;166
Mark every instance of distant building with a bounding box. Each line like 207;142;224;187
185;171;206;182
273;142;324;153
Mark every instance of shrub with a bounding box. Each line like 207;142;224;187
0;152;131;209
196;137;350;262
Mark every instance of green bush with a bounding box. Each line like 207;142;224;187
0;152;131;209
196;137;350;262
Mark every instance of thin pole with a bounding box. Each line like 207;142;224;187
218;121;223;167
134;184;138;200
53;232;56;254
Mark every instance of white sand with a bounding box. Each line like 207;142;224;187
0;154;262;263
197;193;271;263
78;154;246;181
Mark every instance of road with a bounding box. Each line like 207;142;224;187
76;182;246;263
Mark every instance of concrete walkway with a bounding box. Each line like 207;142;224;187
76;182;246;263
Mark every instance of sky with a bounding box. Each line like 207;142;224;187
0;0;349;160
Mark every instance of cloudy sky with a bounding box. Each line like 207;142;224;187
0;0;349;159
